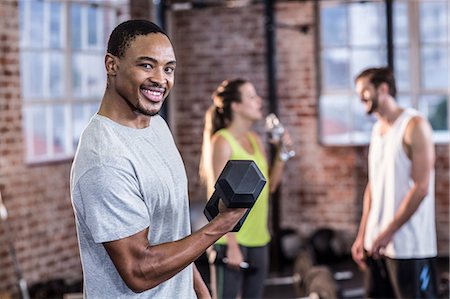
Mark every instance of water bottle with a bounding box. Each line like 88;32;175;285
265;113;295;161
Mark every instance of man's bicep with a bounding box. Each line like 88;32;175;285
103;228;150;291
410;118;435;188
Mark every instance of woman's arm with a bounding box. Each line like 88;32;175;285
210;134;244;268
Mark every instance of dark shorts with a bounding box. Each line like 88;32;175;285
364;253;438;298
212;244;269;299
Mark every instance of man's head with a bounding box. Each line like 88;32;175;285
107;19;170;58
105;20;176;117
355;67;397;115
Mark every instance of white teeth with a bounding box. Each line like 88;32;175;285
142;89;163;96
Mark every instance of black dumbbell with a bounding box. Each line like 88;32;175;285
203;160;266;232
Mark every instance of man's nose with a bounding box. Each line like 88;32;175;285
151;68;166;84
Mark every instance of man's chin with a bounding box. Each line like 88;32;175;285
136;108;160;117
136;103;163;116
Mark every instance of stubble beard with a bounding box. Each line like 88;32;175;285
367;91;379;115
134;99;162;117
118;89;163;117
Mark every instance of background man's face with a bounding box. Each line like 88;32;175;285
356;77;379;115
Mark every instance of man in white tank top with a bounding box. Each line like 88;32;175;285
351;67;438;298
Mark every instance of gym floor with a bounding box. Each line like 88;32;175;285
196;254;449;299
262;256;450;299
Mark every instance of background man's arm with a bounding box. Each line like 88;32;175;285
351;182;371;269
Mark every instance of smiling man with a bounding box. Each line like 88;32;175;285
70;20;247;298
351;67;438;298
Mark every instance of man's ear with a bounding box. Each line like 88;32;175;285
105;53;118;76
378;82;389;96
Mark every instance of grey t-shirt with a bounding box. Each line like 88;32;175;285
70;114;196;298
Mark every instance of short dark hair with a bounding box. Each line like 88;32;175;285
355;67;397;98
107;19;169;58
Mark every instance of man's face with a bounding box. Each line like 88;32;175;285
112;33;176;116
356;77;378;115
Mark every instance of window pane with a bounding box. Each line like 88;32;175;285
49;2;63;49
49;52;64;98
397;95;413;109
351;95;376;143
30;106;48;156
393;2;409;46
72;104;93;149
88;6;98;47
320;95;351;144
89;103;100;116
52;105;67;154
420;95;448;131
322;49;350;90
72;53;106;99
103;9;116;45
349;2;386;47
29;0;44;47
321;4;347;47
21;51;44;99
350;48;386;81
71;4;82;49
394;47;410;91
421;46;449;90
420;2;448;43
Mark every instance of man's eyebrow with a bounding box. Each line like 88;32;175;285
137;56;176;65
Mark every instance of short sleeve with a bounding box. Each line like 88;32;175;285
73;165;150;243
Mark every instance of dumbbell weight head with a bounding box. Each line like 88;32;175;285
204;160;266;232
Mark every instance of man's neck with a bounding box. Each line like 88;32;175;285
377;104;404;126
98;92;152;129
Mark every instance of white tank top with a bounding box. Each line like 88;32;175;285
364;108;437;258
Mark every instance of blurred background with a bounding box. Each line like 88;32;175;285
0;0;448;298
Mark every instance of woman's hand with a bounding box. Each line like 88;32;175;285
225;235;244;270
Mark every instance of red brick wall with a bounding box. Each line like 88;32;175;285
435;144;449;254
168;1;449;255
0;1;82;295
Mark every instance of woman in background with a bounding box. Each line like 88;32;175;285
199;78;292;299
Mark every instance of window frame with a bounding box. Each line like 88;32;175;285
19;0;123;164
317;0;449;146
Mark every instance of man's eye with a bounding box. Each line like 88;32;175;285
165;67;175;74
141;64;152;69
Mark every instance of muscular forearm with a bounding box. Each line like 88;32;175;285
105;210;245;293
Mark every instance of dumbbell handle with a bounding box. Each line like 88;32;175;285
204;191;252;232
221;257;250;270
203;160;266;232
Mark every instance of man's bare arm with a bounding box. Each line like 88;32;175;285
351;182;371;268
392;116;434;229
103;207;246;293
